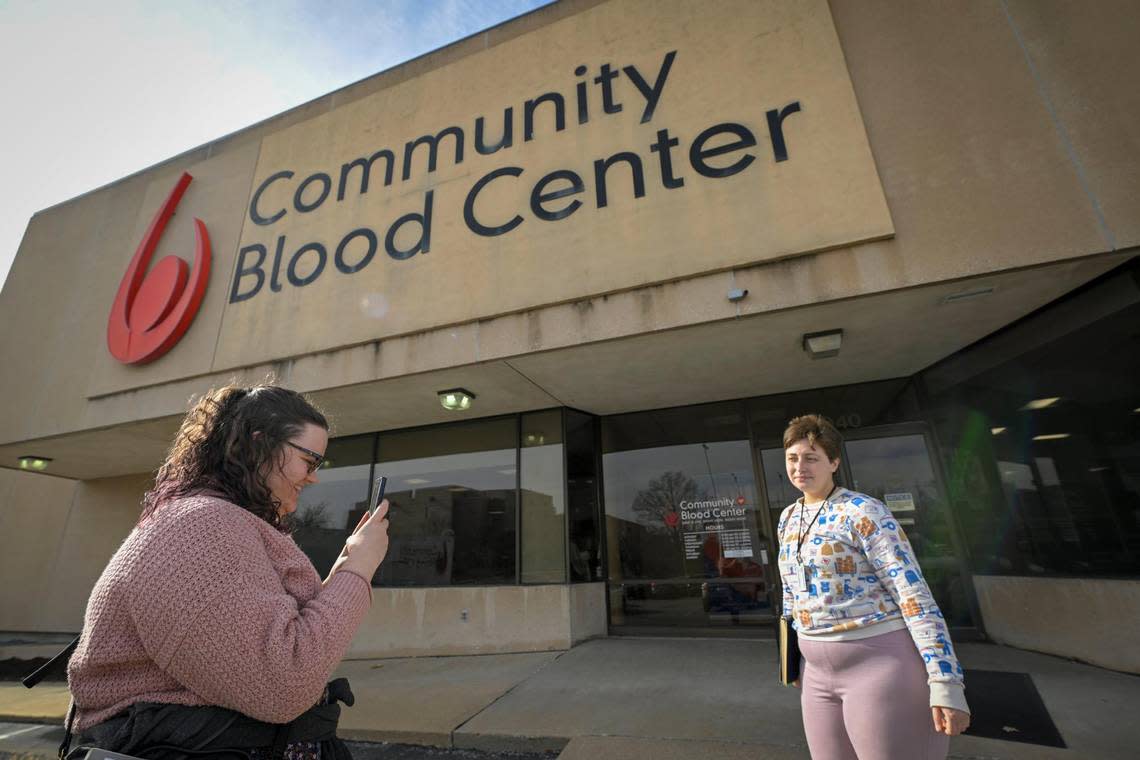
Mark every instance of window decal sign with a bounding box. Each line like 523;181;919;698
884;492;917;512
680;495;754;560
106;172;211;364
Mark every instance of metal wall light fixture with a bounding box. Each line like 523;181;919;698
18;455;52;471
803;329;843;359
438;388;475;411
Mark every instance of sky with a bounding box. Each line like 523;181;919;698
0;0;550;293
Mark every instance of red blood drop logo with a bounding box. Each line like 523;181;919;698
736;496;746;506
107;173;211;364
664;510;680;528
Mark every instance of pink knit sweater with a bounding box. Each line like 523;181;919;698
67;494;372;730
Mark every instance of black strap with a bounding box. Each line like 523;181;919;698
794;485;838;562
66;679;349;760
24;634;81;689
269;723;291;760
59;702;77;760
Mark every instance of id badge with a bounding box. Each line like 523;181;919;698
795;562;810;592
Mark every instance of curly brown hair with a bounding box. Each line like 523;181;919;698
139;384;328;531
782;413;843;461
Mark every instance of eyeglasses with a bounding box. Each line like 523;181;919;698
286;441;325;474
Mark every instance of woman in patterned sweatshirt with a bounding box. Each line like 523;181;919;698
777;414;970;760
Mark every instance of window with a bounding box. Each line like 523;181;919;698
921;260;1140;577
375;417;518;585
521;410;566;583
567;410;602;582
602;402;769;629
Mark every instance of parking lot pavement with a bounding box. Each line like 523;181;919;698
0;723;553;760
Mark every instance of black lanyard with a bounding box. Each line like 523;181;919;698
795;485;838;565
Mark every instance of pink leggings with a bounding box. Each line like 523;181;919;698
799;628;949;760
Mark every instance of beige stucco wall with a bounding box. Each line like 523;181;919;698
0;469;145;632
973;575;1140;674
2;0;1138;462
569;582;608;645
2;0;892;436
0;468;77;630
345;582;606;658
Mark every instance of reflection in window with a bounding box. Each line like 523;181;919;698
760;446;801;519
922;259;1140;577
567;410;602;582
376;418;517;586
292;435;374;577
845;435;957;562
521;411;565;584
843;434;972;626
602;402;771;629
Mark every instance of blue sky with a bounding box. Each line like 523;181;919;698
0;0;550;292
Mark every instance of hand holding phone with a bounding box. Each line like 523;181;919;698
370;476;388;517
327;476;391;584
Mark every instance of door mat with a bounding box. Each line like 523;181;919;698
962;669;1065;748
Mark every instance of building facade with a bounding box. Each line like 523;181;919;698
2;0;1138;672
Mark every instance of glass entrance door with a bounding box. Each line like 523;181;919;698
603;402;777;634
757;425;979;631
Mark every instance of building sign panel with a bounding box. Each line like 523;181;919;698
211;0;893;369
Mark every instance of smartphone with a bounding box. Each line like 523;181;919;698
370;476;388;516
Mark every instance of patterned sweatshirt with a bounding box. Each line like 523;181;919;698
777;487;968;713
68;494;373;731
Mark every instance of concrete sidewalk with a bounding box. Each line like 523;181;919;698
2;636;1138;759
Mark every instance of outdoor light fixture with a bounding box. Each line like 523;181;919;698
1022;397;1060;411
802;329;843;359
991;427;1007;435
1033;433;1070;441
17;456;51;471
437;388;475;411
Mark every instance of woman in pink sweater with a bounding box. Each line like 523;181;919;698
65;384;390;759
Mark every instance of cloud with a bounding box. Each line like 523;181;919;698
0;0;549;291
